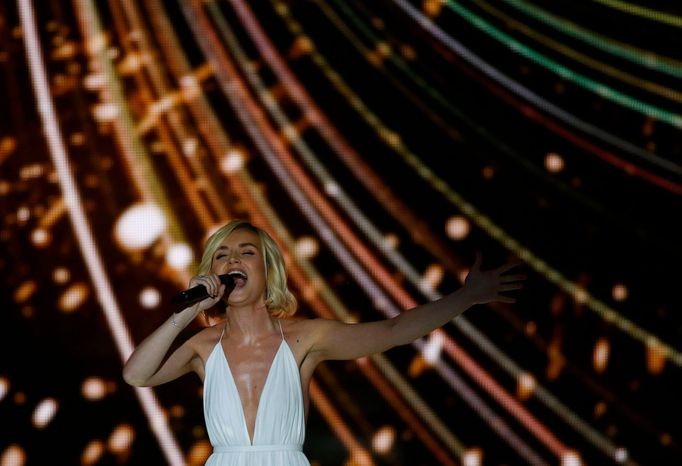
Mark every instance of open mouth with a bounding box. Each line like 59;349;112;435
228;270;247;287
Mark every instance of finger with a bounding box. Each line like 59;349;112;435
496;295;517;303
472;251;483;271
499;283;524;292
498;260;524;273
500;274;527;282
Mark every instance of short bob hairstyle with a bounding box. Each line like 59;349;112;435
197;219;297;318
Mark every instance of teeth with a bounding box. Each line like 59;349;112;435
228;270;247;279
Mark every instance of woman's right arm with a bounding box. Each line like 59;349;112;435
122;307;198;387
122;276;226;387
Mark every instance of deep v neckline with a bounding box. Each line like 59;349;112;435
217;337;285;446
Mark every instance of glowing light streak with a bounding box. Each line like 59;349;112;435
309;380;376;465
271;4;647;463
236;0;467;277
216;1;636;462
178;0;470;458
18;1;184;463
322;0;682;197
243;170;465;461
444;0;682;127
471;0;682;104
344;1;682;366
590;0;682;26
386;0;682;180
501;0;682;78
195;3;557;460
74;0;194;263
141;1;382;459
109;0;225;230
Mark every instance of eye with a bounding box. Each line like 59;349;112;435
242;250;255;256
216;254;226;260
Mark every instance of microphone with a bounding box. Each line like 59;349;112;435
171;274;236;306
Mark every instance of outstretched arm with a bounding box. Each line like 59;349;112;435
309;253;525;361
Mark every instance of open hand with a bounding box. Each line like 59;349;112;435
463;252;526;305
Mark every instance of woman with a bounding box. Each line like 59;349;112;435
123;219;525;465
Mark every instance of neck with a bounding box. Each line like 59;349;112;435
225;302;275;342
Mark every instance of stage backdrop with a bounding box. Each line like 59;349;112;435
1;1;681;465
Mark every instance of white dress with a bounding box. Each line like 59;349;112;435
203;321;309;466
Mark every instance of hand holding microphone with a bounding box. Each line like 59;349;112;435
171;273;236;308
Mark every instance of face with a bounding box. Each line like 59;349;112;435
210;228;266;306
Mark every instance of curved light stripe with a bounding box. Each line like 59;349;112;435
502;0;682;78
471;0;682;103
383;1;682;180
589;0;682;28
189;2;558;461
289;0;682;366
444;0;682;128
16;0;184;464
141;0;380;459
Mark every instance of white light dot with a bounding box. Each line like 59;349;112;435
166;243;193;271
108;424;134;453
0;445;26;466
58;283;89;313
614;447;628;463
92;102;119;122
114;203;166;251
324;181;339;197
182;138;198;156
83;72;105;90
81;440;105;465
422;331;444;364
53;267;70;284
382;233;399;249
221;150;245;173
612;283;628;302
0;377;9;402
420;264;444;293
372;425;395;454
82;377;107;401
561;450;583;466
31;228;50;247
33;398;58;429
17;206;30;222
517;371;536;400
180;74;198;89
462;447;483;466
295;236;319;259
445;216;470;240
545;152;565;173
139;287;161;309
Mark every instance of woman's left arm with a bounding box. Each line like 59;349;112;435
309;254;525;361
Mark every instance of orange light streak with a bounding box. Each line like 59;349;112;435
201;0;570;458
309;379;376;466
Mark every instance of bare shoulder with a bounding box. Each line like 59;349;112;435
279;316;341;351
186;322;224;360
278;316;335;368
280;316;334;337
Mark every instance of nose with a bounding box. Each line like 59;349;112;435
228;254;240;263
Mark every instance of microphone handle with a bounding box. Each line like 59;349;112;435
171;274;236;306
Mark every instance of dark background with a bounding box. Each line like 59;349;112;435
1;1;681;465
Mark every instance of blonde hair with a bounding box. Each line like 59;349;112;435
197;220;297;318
